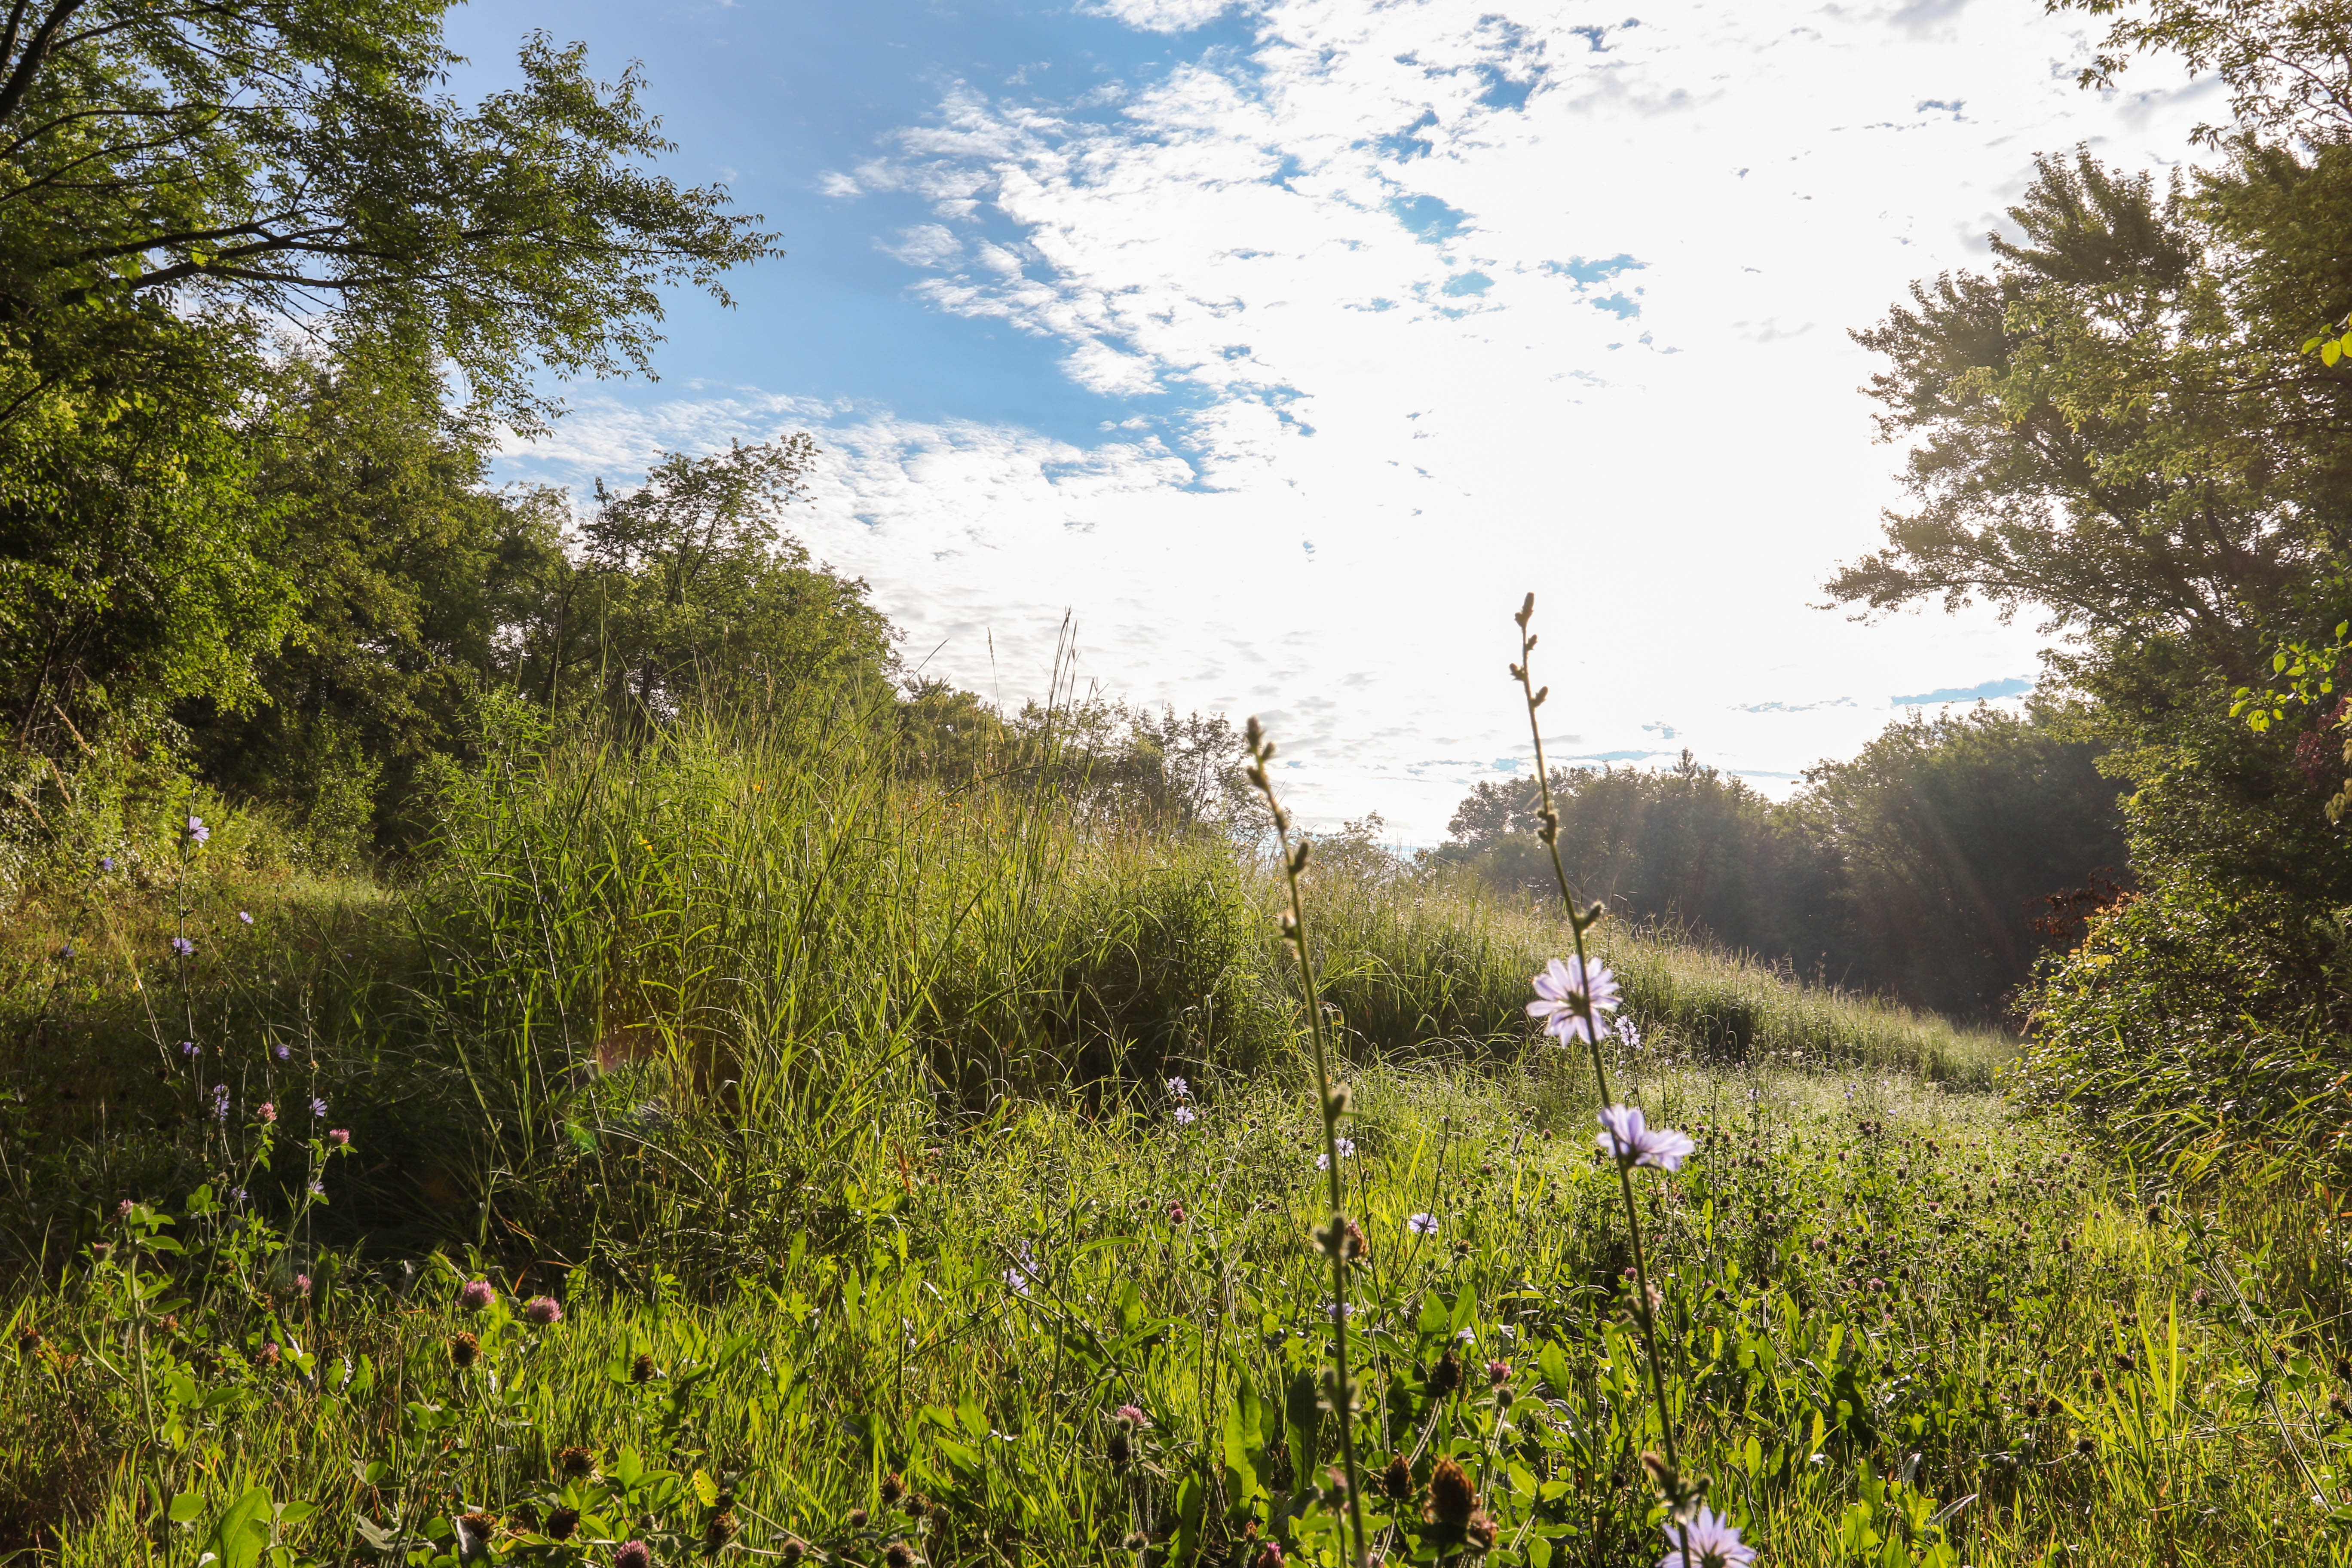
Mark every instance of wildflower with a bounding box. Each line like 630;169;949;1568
879;1472;906;1505
1409;1212;1439;1237
180;1040;199;1058
113;1198;133;1221
449;1332;480;1369
779;1537;807;1564
1252;1543;1285;1568
1343;1217;1369;1261
255;1102;276;1124
1004;1239;1038;1296
1169;1201;1187;1224
306;1179;324;1197
327;1128;350;1147
294;1274;312;1296
1315;1137;1357;1170
1620;1018;1645;1052
238;910;253;925
455;1511;495;1560
545;1508;580;1540
229;1187;247;1204
256;1341;281;1369
1115;1403;1150;1428
89;1242;111;1262
273;1044;291;1062
459;1279;495;1311
884;1544;916;1568
1167;1076;1191;1101
521;1295;563;1326
1528;956;1620;1043
1107;1423;1132;1468
705;1513;738;1551
99;856;114;873
1597;1106;1696;1173
1487;1359;1511;1387
848;1509;870;1528
211;1088;230;1122
631;1352;656;1383
187;816;209;845
1656;1506;1756;1568
1427;1457;1477;1526
616;1542;652;1568
557;1446;597;1479
309;1096;327;1118
1173;1106;1197;1126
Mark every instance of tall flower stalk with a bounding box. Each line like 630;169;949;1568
1243;716;1369;1568
1509;593;1726;1566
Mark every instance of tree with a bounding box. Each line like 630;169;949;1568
1794;704;2126;1018
0;3;778;751
518;438;894;735
178;351;567;859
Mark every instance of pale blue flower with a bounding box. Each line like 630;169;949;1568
170;936;194;959
1528;956;1619;1044
1657;1506;1755;1568
238;910;253;925
1167;1076;1190;1101
187;816;209;845
1173;1106;1197;1125
1315;1137;1357;1170
309;1096;327;1118
273;1044;291;1062
1408;1213;1439;1237
1597;1106;1695;1173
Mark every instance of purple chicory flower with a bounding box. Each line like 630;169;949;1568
273;1044;291;1062
229;1187;247;1204
180;1041;199;1058
1656;1506;1756;1568
1173;1105;1197;1126
1529;956;1619;1043
521;1295;563;1326
1408;1213;1439;1237
1314;1137;1357;1170
170;937;195;959
306;1179;324;1197
459;1279;496;1311
309;1096;327;1118
1004;1239;1038;1296
187;815;209;845
98;856;114;873
1596;1106;1696;1173
1166;1076;1191;1101
238;910;253;925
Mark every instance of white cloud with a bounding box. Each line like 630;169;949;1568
510;0;2223;840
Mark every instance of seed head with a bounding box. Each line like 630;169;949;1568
545;1508;579;1540
1426;1458;1476;1527
781;1538;807;1564
884;1542;916;1568
557;1446;596;1479
705;1513;738;1551
1379;1455;1413;1502
881;1472;905;1505
1429;1348;1463;1396
1343;1218;1369;1262
631;1351;656;1383
1465;1511;1498;1551
449;1332;480;1369
848;1509;870;1529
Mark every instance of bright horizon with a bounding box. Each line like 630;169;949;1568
456;0;2220;842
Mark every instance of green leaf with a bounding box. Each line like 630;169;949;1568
692;1469;719;1508
2324;340;2342;367
202;1486;273;1568
168;1493;206;1524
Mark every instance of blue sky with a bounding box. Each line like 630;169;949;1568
456;0;2219;840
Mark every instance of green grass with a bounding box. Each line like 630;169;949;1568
0;717;2343;1565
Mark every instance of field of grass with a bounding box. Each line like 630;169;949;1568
0;717;2346;1565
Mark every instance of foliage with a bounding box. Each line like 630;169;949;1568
1795;704;2126;1019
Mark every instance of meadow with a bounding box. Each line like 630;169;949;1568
0;697;2346;1568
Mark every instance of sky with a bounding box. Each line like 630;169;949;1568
451;0;2219;842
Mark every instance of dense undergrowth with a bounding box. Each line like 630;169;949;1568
1;715;2347;1565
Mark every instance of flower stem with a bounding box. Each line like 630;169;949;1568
1510;595;1690;1554
1245;718;1369;1568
